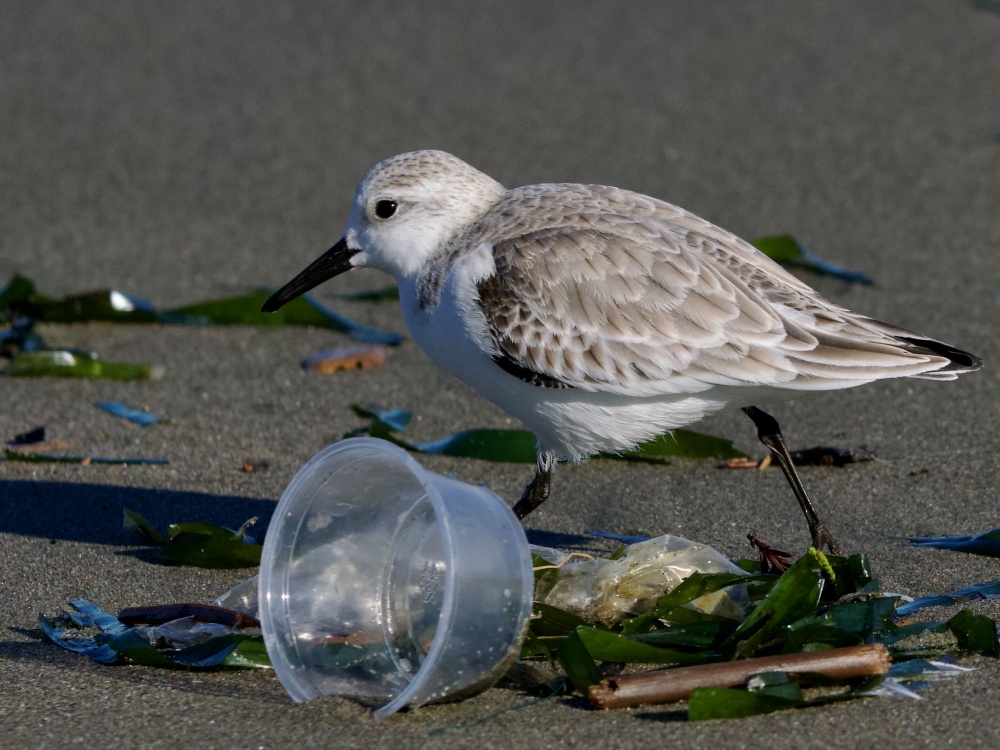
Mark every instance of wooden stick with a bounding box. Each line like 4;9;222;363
588;643;891;709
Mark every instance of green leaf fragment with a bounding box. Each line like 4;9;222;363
726;550;825;653
33;289;159;324
629;619;737;649
123;508;168;544
947;608;1000;657
788;596;899;650
822;553;873;600
0;274;38;310
122;508;261;568
413;428;539;463
576;627;713;665
162;522;262;569
7;350;156;380
0;275;402;345
556;630;603;694
528;603;594;639
688;684;803;721
167;634;270;669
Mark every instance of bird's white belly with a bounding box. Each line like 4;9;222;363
399;277;735;462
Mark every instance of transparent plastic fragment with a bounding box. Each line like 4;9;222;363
532;535;749;627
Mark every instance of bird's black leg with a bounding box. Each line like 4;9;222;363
512;452;556;520
742;406;840;554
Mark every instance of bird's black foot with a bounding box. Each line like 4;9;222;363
810;518;840;556
512;453;556;520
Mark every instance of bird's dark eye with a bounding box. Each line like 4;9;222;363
374;200;398;219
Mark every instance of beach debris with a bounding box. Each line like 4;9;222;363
532;535;749;628
535;546;997;719
95;401;164;426
589;643;891;709
0;274;403;345
6;350;159;381
40;599;268;669
748;532;795;574
302;344;387;373
895;580;1000;616
38;525;999;719
4;450;167;465
123;508;262;568
902;528;1000;558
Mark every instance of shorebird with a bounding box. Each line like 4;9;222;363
263;150;981;552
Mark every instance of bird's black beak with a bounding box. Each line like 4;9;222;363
261;237;359;312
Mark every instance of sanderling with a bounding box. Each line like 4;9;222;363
264;150;982;552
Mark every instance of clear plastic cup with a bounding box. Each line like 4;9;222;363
257;438;534;718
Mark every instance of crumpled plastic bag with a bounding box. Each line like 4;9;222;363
531;535;748;628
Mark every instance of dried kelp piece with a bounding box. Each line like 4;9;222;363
748;532;795;574
302;345;387;373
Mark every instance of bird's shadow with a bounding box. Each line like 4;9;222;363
0;478;275;547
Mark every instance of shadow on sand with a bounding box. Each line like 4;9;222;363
0;479;276;546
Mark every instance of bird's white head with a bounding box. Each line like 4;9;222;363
262;151;505;313
346;150;506;280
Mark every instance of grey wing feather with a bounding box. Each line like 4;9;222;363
470;184;979;396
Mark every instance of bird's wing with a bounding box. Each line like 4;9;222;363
469;184;955;396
